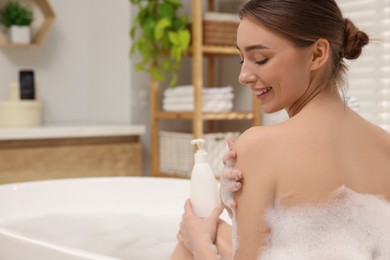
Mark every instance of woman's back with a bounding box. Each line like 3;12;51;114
237;93;390;259
261;187;390;259
269;93;390;205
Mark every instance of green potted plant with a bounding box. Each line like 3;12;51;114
129;0;191;86
0;1;33;44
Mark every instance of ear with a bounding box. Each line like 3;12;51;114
310;38;331;71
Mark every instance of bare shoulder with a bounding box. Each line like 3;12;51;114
234;122;293;158
374;124;390;148
357;114;390;151
233;119;308;182
232;123;294;189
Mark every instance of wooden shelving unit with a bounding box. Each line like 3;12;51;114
0;0;55;48
150;0;261;177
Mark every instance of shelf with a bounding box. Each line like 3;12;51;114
149;0;261;177
156;111;255;120
188;44;239;56
202;45;239;55
0;0;55;48
0;124;146;141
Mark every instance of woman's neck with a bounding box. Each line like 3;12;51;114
286;87;344;118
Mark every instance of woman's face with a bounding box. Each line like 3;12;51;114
237;17;314;115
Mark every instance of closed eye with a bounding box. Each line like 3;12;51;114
239;58;269;65
255;58;269;65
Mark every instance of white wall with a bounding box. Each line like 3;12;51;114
0;0;132;124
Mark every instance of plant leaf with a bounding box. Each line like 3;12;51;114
155;18;171;41
157;2;174;19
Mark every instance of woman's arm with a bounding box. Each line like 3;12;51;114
233;127;277;259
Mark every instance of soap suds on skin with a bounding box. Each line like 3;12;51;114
261;186;390;259
224;185;390;259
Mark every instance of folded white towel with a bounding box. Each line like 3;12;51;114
163;93;234;104
204;12;240;23
164;85;233;97
163;100;233;112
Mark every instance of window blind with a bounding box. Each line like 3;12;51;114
338;0;390;131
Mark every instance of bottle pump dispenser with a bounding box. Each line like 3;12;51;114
190;138;220;218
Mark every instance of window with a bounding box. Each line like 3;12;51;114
338;0;390;131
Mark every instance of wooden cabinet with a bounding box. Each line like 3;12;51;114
0;125;145;184
150;0;261;177
0;0;55;48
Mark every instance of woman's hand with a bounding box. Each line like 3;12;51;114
220;138;242;217
177;199;224;256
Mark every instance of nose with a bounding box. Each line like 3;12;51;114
238;62;256;86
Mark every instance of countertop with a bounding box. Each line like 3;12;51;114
0;123;146;141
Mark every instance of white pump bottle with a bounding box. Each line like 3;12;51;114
190;138;220;218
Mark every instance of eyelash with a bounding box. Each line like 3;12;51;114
239;58;269;65
255;58;269;65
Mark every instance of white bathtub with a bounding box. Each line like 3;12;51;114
0;177;228;259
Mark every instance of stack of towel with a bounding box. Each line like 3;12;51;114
162;85;234;112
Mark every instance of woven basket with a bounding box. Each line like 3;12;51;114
203;20;238;46
159;131;240;178
203;12;239;46
188;12;239;46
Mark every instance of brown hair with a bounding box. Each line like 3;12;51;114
239;0;369;89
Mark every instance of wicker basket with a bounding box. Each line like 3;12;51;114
203;12;239;46
203;20;238;46
159;131;240;178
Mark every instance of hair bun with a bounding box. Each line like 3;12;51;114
342;18;369;60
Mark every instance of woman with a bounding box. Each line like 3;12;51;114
172;0;390;259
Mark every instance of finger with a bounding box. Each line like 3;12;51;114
227;138;236;151
222;168;242;182
222;150;236;166
209;203;224;219
184;199;195;216
229;200;237;209
222;194;237;209
230;169;242;181
232;169;242;180
227;181;241;193
221;177;239;192
221;164;234;179
184;199;191;211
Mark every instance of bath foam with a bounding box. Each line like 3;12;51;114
1;211;178;260
220;163;240;254
259;187;390;260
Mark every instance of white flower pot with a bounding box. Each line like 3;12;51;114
7;25;31;44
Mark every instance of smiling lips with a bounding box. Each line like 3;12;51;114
254;87;272;97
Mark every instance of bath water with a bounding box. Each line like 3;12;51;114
1;211;179;260
5;187;390;259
